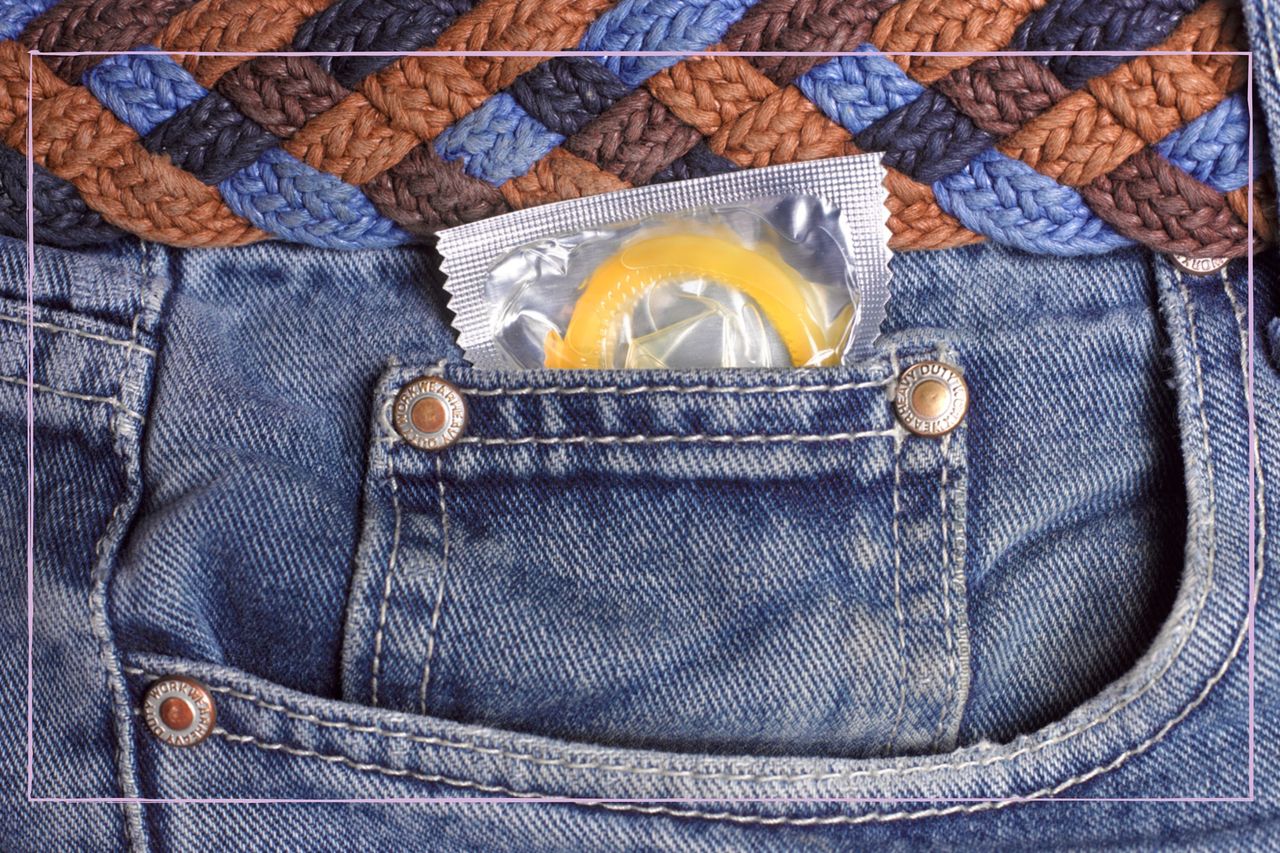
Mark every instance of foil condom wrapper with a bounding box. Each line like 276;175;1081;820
437;154;893;371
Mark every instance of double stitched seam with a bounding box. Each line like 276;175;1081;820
169;486;1258;828
884;429;907;756
204;631;1256;833
418;454;452;716
122;517;1242;803
1178;273;1221;655
369;448;403;709
373;359;451;708
4;294;154;421
456;431;895;447
934;431;957;749
88;473;136;833
0;374;144;420
449;372;896;444
86;243;147;851
0;312;157;356
126;297;1246;816
1219;269;1266;611
376;370;898;447
118;277;1240;799
461;379;894;397
210;728;536;799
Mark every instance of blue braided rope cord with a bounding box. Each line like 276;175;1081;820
434;92;568;185
0;145;126;247
796;0;1238;254
86;51;209;136
582;0;758;87
1156;93;1266;192
0;0;1258;255
0;0;58;42
797;1;1256;258
798;49;1131;255
85;49;408;249
435;0;759;186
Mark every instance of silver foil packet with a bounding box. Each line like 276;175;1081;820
437;154;893;370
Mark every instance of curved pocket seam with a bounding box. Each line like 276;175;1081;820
121;655;1250;828
307;295;1244;806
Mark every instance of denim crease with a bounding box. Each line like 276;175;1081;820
6;190;1271;849
3;3;1280;847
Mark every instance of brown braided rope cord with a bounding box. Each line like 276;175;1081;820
0;0;1271;257
0;40;266;246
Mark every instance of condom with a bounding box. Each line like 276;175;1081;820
437;154;892;370
544;233;848;369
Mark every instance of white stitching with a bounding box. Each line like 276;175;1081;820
457;378;893;398
884;432;906;756
115;277;1238;789
211;728;530;798
418;455;452;716
151;284;1257;819
118;273;1237;793
91;464;136;829
380;373;893;448
115;260;148;850
0;312;156;357
455;431;895;447
369;452;403;709
90;286;146;850
123;281;1246;808
1219;269;1266;613
1179;275;1220;647
207;620;1254;827
0;374;144;421
934;433;956;749
113;312;140;435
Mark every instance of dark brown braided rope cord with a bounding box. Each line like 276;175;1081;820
0;0;1268;257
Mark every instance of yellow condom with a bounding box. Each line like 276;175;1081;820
544;233;841;369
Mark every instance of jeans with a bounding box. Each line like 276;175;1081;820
4;9;1280;853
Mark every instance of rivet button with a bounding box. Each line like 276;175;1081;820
894;361;969;437
143;676;216;747
1170;254;1230;276
394;376;467;450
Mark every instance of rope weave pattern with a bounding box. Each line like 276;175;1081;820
0;0;1269;257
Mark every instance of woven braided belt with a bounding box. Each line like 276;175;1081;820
0;0;1271;258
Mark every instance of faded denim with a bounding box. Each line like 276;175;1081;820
4;7;1280;850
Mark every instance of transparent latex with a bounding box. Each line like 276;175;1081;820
437;154;892;370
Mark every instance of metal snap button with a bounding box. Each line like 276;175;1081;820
1170;254;1229;276
142;676;216;747
894;360;968;437
393;376;467;450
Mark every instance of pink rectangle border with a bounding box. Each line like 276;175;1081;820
23;46;1259;808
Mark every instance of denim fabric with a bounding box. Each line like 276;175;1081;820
0;233;1254;848
6;226;1271;847
3;10;1280;852
346;355;968;758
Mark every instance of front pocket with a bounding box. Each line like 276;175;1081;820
340;351;970;759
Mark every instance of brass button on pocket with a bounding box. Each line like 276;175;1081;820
142;676;216;747
394;377;467;450
894;361;968;437
1170;254;1229;276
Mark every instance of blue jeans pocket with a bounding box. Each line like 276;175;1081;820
108;250;1255;818
340;351;970;758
